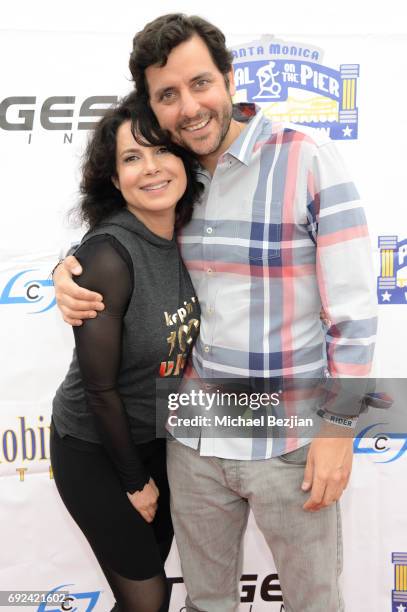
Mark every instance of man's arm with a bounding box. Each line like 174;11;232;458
302;137;378;511
53;255;105;325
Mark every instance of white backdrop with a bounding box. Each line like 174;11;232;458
1;2;407;611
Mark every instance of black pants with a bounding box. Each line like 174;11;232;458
50;424;173;611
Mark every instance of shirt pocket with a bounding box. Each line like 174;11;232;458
233;199;282;263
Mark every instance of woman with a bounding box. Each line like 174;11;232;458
51;91;202;612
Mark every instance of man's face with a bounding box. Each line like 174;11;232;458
145;35;235;159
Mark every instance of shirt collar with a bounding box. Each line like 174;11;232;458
226;103;266;166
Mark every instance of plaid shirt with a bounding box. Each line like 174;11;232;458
175;105;377;459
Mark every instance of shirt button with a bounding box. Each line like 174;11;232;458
204;345;210;353
206;227;213;234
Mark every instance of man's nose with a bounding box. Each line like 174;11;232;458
180;90;201;119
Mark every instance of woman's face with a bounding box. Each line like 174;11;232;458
113;120;187;218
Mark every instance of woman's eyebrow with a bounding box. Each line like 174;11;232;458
120;146;143;155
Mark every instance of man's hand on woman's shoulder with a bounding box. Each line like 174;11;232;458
53;255;105;326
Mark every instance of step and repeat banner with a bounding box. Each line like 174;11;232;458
1;24;406;612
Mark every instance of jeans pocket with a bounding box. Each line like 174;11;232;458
276;443;310;465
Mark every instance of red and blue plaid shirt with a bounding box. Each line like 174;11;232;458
176;105;377;459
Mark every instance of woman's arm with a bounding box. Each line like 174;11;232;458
72;235;158;522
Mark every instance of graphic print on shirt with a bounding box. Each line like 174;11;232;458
231;36;359;140
160;296;200;377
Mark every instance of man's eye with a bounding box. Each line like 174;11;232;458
161;91;175;102
196;79;209;88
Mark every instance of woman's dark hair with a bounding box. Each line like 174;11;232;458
78;89;203;230
129;14;234;100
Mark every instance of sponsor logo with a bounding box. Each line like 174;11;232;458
0;95;117;144
0;415;52;482
37;584;101;612
169;574;284;610
0;415;49;464
0;269;55;313
377;236;407;304
0;96;117;132
354;423;407;462
232;36;359;140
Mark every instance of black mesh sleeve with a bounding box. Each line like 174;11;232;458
72;234;149;494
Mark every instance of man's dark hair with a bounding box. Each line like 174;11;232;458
78;90;203;230
129;13;234;99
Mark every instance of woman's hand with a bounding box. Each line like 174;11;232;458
127;478;160;523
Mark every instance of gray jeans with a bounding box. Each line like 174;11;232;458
167;438;344;612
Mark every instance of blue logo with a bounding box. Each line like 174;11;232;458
37;584;101;611
232;36;359;140
0;269;55;313
354;423;407;462
391;553;407;611
377;236;407;304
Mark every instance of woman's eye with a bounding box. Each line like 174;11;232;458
157;147;169;154
124;155;138;162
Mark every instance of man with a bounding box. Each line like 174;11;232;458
54;14;377;611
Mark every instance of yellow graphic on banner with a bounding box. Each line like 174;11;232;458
342;79;356;111
392;552;407;609
381;249;394;278
396;563;407;591
257;95;339;124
